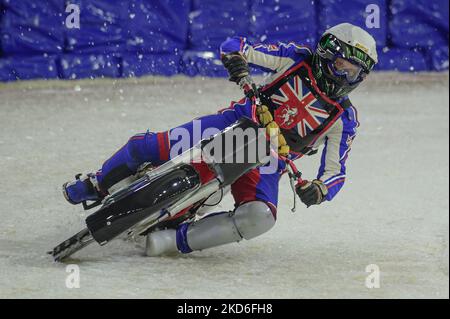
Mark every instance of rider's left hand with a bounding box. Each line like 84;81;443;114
221;52;249;84
296;180;328;208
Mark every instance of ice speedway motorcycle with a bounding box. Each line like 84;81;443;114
49;77;305;262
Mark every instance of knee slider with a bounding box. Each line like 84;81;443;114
233;201;275;240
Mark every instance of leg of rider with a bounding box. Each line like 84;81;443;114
63;132;171;204
145;157;285;256
64;99;255;204
98;99;255;191
65;100;256;203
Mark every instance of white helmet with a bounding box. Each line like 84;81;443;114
313;23;378;98
326;23;378;64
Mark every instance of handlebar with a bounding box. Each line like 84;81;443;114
238;75;261;106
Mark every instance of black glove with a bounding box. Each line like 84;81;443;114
221;53;249;84
296;180;328;208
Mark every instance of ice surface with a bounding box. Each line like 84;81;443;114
0;72;448;298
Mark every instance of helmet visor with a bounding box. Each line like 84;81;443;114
319;33;376;73
328;57;366;85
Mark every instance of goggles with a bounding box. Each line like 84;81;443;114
327;56;367;85
318;34;374;85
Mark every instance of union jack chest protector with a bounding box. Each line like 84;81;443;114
260;62;345;155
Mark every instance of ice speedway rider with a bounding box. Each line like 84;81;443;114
62;23;378;256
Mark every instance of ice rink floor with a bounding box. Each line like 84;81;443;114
0;72;448;298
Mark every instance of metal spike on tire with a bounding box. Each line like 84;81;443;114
49;228;95;262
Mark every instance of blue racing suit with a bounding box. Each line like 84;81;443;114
96;37;360;216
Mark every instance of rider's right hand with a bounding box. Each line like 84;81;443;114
221;52;250;84
296;180;328;208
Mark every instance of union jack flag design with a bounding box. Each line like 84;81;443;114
272;75;330;137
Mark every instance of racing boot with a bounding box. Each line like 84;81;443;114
62;173;105;205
